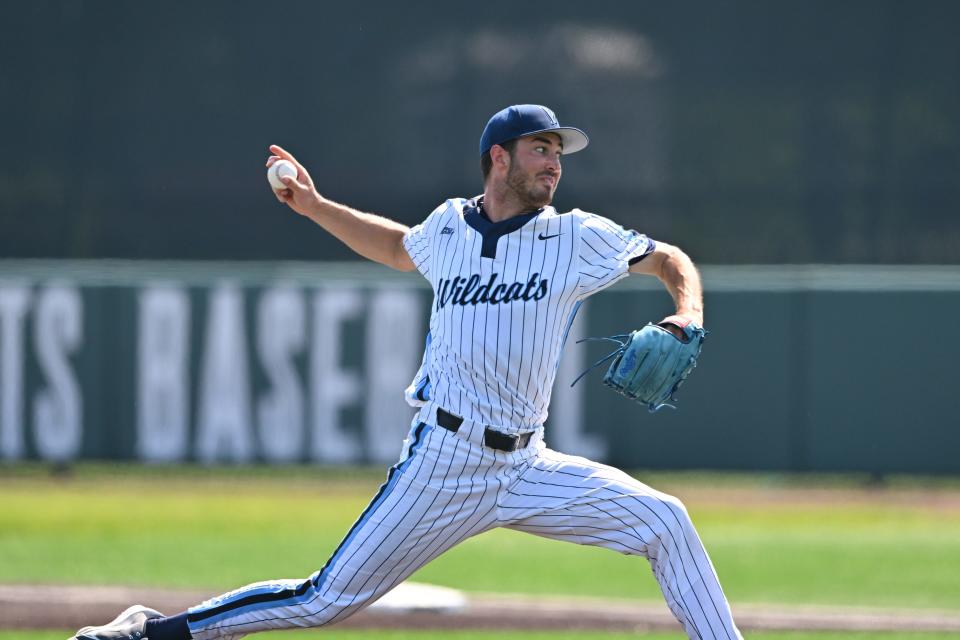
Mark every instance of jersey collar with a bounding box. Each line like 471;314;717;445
464;196;545;259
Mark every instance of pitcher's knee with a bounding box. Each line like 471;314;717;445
281;578;375;628
663;493;696;531
246;581;368;631
661;492;691;519
295;596;360;627
636;491;697;548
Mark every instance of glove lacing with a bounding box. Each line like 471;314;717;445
569;334;632;388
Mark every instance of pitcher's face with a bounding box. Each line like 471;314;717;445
504;132;563;209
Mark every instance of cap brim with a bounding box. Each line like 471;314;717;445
527;126;590;155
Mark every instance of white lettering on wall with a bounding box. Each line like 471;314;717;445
137;285;190;462
256;284;306;463
364;289;421;463
196;283;254;463
0;284;30;460
33;283;83;462
310;287;362;463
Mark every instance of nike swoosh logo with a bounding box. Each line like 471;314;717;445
538;232;562;240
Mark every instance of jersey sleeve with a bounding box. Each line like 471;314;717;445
577;213;656;297
402;201;449;278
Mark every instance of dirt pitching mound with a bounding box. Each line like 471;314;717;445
2;583;959;633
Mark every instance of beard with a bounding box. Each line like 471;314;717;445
505;162;556;210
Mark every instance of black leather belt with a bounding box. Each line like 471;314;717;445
436;408;535;453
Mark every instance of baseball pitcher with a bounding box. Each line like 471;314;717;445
70;105;742;640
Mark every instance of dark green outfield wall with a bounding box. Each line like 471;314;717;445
2;1;959;264
1;262;957;473
592;286;960;474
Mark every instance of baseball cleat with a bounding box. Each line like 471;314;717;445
69;605;164;640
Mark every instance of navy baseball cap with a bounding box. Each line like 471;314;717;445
479;104;589;156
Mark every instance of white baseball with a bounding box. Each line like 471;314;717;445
267;159;298;191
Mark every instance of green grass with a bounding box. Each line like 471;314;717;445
4;632;960;640
2;464;959;610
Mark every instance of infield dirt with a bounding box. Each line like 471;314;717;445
2;584;959;633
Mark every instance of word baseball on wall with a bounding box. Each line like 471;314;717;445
3;263;957;473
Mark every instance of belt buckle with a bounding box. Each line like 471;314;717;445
483;427;533;452
438;407;535;453
516;431;533;449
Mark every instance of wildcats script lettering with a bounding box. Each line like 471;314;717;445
436;273;549;309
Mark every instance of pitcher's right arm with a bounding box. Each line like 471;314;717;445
267;144;415;272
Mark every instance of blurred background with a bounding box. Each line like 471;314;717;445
1;0;958;473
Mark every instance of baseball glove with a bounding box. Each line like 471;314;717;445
573;315;707;412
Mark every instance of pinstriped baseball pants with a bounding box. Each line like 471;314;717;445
186;419;743;640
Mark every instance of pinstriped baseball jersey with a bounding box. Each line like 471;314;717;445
402;196;654;433
179;195;744;640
